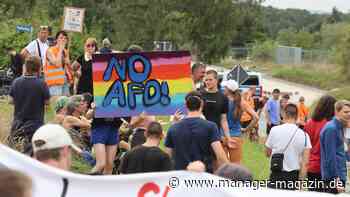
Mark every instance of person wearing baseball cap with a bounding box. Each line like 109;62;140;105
32;124;81;170
221;80;259;164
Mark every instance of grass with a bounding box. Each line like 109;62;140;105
71;154;93;173
270;66;348;90
0;98;13;143
329;87;350;100
242;137;269;180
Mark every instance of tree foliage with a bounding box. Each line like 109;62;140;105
0;0;243;65
277;29;314;49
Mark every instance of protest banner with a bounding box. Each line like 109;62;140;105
62;6;85;33
0;144;338;197
92;51;192;118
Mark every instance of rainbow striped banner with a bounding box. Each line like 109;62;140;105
92;51;192;118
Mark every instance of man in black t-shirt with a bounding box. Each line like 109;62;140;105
9;56;50;154
201;70;230;140
119;121;172;174
165;91;228;173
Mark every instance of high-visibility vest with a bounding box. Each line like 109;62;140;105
44;46;69;87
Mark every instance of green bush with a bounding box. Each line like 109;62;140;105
276;29;315;49
335;26;350;79
251;40;277;61
0;18;32;69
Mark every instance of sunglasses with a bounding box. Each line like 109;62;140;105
40;25;49;30
86;44;96;48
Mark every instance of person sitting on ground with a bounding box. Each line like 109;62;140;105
53;96;69;124
32;124;81;171
62;97;91;150
63;96;91;131
215;163;253;181
0;169;33;197
82;93;93;116
119;121;172;174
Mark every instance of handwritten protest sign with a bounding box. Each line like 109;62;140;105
62;7;85;33
92;51;192;118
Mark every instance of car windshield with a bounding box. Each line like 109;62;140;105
242;76;259;86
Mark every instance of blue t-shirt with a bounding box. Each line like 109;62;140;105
165;117;221;173
227;101;241;137
10;76;50;122
266;98;280;125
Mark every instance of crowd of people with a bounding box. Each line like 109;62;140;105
3;25;350;196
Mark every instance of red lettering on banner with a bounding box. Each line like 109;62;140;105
162;186;170;197
137;182;159;197
137;182;170;197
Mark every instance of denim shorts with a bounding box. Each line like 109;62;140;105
49;84;70;96
91;125;119;145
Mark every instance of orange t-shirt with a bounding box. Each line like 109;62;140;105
298;103;309;124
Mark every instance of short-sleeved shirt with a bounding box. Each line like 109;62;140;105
266;98;280;125
10;76;50;122
298;103;309;122
119;145;172;174
265;123;312;172
227;101;241;137
201;90;228;130
76;55;93;94
165;117;221;173
304;119;328;173
25;39;49;65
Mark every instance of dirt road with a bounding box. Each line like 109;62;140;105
262;74;327;106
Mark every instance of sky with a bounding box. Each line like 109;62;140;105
262;0;350;13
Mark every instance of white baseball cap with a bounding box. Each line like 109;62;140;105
221;80;239;92
32;124;81;153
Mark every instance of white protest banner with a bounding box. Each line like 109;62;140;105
0;144;341;197
62;6;85;33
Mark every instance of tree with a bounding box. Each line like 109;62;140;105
231;0;266;46
326;7;343;24
336;26;350;79
166;0;236;63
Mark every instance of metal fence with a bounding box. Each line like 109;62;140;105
231;46;333;65
302;49;333;65
275;46;302;65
